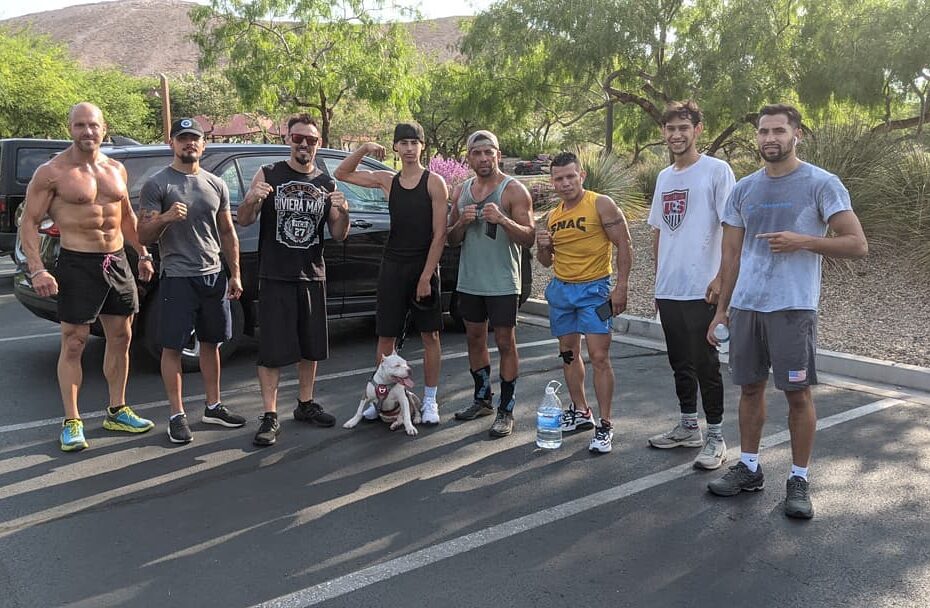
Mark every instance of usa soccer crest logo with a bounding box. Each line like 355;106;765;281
662;189;689;231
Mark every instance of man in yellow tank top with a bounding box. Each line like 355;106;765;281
536;152;633;454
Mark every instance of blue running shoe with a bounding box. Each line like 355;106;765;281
103;405;155;433
60;419;88;452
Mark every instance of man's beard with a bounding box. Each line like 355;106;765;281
178;152;198;163
294;150;312;166
760;145;790;162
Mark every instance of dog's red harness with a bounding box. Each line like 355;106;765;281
371;376;401;419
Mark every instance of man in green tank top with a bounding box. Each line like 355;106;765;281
448;130;535;437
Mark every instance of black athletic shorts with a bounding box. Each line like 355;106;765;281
457;292;519;328
375;259;442;337
158;273;231;351
257;279;328;367
55;248;139;324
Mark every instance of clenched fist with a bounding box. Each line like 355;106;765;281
361;142;386;161
162;202;187;223
246;181;273;205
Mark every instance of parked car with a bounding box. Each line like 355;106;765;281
513;155;551;176
0;139;71;253
14;143;533;370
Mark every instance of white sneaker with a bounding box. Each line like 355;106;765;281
421;401;440;425
362;403;378;420
588;424;614;453
693;435;727;470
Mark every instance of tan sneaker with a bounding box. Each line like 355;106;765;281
489;410;514;438
693;435;727;470
648;424;703;448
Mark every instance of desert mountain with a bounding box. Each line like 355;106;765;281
1;0;467;77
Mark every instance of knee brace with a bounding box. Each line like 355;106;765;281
559;350;575;365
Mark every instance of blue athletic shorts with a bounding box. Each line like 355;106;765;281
545;276;611;337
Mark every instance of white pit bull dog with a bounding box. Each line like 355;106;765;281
343;351;422;436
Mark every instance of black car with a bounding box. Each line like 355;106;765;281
0;139;72;253
513;155;550;176
14;143;533;370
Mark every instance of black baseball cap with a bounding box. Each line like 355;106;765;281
170;117;204;138
393;122;424;144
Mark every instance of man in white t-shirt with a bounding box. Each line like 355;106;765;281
646;100;735;470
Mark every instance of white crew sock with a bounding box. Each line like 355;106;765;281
790;465;809;481
740;452;760;473
423;385;438;405
680;412;699;430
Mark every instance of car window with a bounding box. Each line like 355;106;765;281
318;156;389;214
16;148;62;183
216;163;244;207
236;155;289;188
123;155;173;199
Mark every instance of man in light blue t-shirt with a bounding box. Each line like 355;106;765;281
705;104;868;520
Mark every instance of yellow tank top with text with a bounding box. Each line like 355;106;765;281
548;190;612;282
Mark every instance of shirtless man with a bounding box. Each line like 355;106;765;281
19;102;156;452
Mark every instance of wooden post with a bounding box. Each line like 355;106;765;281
159;73;171;143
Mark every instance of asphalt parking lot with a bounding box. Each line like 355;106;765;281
1;264;929;608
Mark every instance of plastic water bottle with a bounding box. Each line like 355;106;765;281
713;323;729;343
536;380;563;449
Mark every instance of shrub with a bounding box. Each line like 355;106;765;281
428;155;472;189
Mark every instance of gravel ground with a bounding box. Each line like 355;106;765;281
530;219;930;368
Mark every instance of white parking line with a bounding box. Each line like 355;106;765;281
0;337;561;434
0;332;60;343
253;397;908;608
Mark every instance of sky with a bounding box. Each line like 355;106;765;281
0;0;494;21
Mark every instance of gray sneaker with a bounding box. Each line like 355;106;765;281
488;410;514;438
454;398;494;421
784;476;814;519
707;462;765;496
648;423;703;449
693;435;728;470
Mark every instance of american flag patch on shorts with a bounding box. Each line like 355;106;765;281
788;369;807;383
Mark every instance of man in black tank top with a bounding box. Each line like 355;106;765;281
237;114;351;446
334;122;449;424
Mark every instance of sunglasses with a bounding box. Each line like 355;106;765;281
290;133;320;146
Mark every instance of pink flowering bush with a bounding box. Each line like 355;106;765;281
428;155;473;189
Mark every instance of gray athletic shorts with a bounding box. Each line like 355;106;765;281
728;308;818;391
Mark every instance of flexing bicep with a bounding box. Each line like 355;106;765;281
507;182;534;229
341;169;394;194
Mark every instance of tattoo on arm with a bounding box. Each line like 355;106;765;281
603;217;626;229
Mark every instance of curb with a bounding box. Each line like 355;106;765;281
523;298;930;393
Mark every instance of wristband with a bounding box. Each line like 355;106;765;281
139;254;154;262
27;269;48;279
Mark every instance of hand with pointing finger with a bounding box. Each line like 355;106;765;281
756;231;810;253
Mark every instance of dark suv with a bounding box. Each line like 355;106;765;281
14;143;533;369
0;139;72;253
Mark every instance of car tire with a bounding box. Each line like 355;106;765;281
141;287;245;372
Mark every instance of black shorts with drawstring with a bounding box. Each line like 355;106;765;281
55;248;138;324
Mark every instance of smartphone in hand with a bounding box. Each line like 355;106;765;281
595;299;613;321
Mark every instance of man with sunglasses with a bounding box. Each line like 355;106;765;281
237;114;350;446
334;122;449;425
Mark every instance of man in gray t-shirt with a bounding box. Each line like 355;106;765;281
705;104;868;520
138;117;246;444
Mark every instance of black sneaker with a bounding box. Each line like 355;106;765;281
253;413;280;446
489;409;514;438
707;462;765;496
453;398;494;421
293;400;336;427
167;414;193;444
784;476;814;519
202;403;246;428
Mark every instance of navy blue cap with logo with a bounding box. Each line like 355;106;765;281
170;117;204;138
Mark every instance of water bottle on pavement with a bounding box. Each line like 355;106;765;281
536;380;563;449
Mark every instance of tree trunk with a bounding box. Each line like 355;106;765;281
605;100;614;153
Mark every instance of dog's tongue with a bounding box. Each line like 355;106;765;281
400;377;415;388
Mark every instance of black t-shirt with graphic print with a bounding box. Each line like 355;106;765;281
257;161;335;282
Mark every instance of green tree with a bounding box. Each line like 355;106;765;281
191;0;420;146
169;71;244;124
462;0;806;153
0;29;79;137
81;68;157;142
